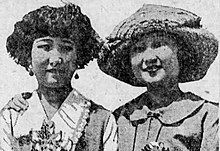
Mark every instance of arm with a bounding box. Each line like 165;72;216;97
103;113;118;151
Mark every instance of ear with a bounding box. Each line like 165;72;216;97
27;58;32;68
26;58;34;76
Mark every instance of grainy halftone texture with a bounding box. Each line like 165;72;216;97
98;4;218;86
6;4;103;71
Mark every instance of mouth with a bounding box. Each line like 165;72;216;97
141;65;163;73
141;65;163;77
45;68;65;74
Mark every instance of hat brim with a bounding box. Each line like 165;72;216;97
98;26;218;86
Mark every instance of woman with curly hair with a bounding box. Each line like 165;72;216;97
0;3;117;151
98;4;218;151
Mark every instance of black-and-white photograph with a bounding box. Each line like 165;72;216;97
0;0;219;150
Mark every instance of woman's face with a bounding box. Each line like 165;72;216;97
31;36;77;88
130;33;180;86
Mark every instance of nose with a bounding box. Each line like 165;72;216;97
142;57;159;69
141;48;160;68
49;57;63;67
144;57;158;65
143;47;158;61
49;47;63;67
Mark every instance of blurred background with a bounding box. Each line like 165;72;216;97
0;0;219;111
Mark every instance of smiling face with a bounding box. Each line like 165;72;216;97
130;33;180;86
31;36;77;88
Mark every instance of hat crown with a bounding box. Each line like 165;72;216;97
108;4;201;40
137;4;200;23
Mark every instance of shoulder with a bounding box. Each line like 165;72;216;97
85;101;115;136
203;100;218;113
72;89;111;118
202;100;218;125
113;104;127;121
69;89;112;121
89;100;112;121
113;94;144;121
180;92;218;123
184;92;218;115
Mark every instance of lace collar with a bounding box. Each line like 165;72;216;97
12;89;91;151
59;88;91;145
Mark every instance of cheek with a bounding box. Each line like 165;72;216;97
32;48;48;63
156;48;179;75
156;48;176;65
63;52;77;71
130;53;143;66
131;64;141;76
156;47;173;60
31;53;48;70
65;52;75;61
63;51;77;62
163;55;180;76
171;58;180;74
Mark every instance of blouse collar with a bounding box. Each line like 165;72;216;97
115;92;206;126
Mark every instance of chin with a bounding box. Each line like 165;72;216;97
40;79;67;88
43;83;64;88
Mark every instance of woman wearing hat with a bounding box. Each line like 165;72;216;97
0;3;117;151
98;4;218;151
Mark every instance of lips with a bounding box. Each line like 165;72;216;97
46;68;65;74
142;65;163;72
141;59;163;73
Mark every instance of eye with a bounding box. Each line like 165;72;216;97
60;45;73;52
37;44;51;52
133;46;146;53
151;41;163;49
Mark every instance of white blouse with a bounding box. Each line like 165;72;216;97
0;90;117;151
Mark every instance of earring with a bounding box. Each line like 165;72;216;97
28;68;34;76
74;73;79;79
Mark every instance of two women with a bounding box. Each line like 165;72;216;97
1;3;219;151
98;4;219;151
0;4;117;151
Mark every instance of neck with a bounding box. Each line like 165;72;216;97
37;83;73;110
143;82;183;110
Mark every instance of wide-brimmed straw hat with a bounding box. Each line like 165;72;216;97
98;4;218;86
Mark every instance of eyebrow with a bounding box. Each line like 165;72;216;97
35;38;75;45
60;39;75;45
35;39;53;44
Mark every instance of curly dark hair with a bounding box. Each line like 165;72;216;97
6;3;102;72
